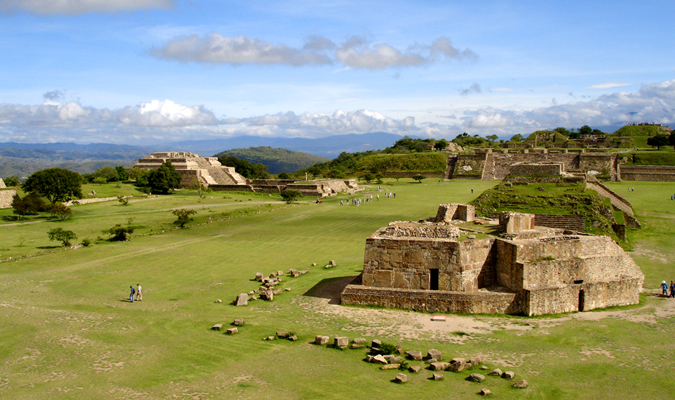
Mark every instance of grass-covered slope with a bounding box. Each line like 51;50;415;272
216;146;330;174
1;179;675;399
471;182;618;237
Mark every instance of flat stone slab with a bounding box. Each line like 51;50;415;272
233;319;244;326
430;362;449;371
211;324;223;330
489;368;503;376
432;373;444;381
226;328;238;334
502;371;515;380
372;355;388;364
479;388;492;396
409;366;421;373
466;373;485;382
406;351;423;360
381;364;400;370
513;379;528;388
431;315;446;321
394;373;407;383
315;335;329;345
426;349;442;361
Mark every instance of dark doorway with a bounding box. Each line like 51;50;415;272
578;289;585;312
430;269;439;290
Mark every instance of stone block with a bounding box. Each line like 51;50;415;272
211;324;223;330
381;364;400;370
513;380;528;388
276;332;289;338
235;293;248;306
232;319;244;326
479;388;492;396
469;356;482;365
315;335;329;345
372;339;382;348
432;373;444;381
466;373;485;382
426;349;442;361
502;371;515;380
406;351;423;360
226;328;238;334
353;338;367;344
288;335;297;341
372;355;388;364
334;336;348;347
448;358;466;372
488;369;502;376
394;373;407;383
255;273;264;281
430;362;449;371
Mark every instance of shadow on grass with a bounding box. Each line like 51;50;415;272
36;246;61;249
303;275;359;305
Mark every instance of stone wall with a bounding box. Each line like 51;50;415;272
619;165;675;182
341;284;522;314
435;203;475;223
452;153;487;179
0;178;5;188
0;189;16;209
485;152;579;180
534;214;585;232
509;163;562;176
579;153;615;180
499;212;535;234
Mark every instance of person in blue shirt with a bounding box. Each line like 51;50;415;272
130;286;135;302
670;281;675;298
661;281;669;296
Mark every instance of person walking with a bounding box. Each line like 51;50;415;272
661;280;669;296
129;286;135;303
136;284;142;301
671;281;675;298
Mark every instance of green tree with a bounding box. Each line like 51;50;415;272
47;228;77;247
147;161;182;194
47;203;72;221
92;177;107;185
362;172;374;183
11;193;46;219
115;166;129;181
554;127;570;136
128;167;144;181
218;154;269;179
669;131;675;149
510;134;524;142
103;224;135;241
3;175;20;187
433;139;449;150
172;209;197;228
278;172;290;179
485;134;499;142
647;134;669;150
579;125;592;136
280;189;302;203
23;168;82;204
93;166;119;182
412;174;426;183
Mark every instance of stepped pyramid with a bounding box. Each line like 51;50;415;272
134;152;247;187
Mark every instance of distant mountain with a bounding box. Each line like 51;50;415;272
0;142;150;178
161;132;404;158
216;147;330;174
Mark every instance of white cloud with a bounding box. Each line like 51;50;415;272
150;34;476;69
587;82;632;89
0;0;173;15
459;83;482;96
1;80;674;144
149;34;332;66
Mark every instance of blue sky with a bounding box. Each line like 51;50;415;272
0;0;674;144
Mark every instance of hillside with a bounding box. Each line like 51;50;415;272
216;146;329;174
0;143;148;178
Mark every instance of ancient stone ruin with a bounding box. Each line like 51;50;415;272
135;151;361;196
341;203;644;316
134;152;247;187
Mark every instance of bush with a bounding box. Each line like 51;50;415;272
47;228;77;247
172;209;197;228
3;175;20;187
103;224;135;241
412;174;426;183
81;238;92;247
147;161;182;194
280;189;302;203
378;342;398;355
11;193;47;219
278;172;290;179
118;196;129;205
92;177;107;185
47;203;72;220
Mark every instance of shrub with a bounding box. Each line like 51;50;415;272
81;238;92;247
118;196;129;205
172;209;197;228
378;342;398;355
103;224;135;241
92;177;107;185
412;174;426;183
47;203;72;220
47;228;77;247
280;189;302;203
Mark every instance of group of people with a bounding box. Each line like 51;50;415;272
339;191;397;206
661;281;675;298
129;284;143;302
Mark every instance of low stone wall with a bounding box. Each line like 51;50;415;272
0;189;16;209
534;214;585;232
619;165;675;182
383;171;445;179
210;185;255;192
341;284;522;314
510;163;562;176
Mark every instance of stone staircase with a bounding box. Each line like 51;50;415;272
481;152;495;180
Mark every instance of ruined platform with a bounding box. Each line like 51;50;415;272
341;204;644;316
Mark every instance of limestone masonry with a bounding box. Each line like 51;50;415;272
341;203;644;316
135;152;247;187
135;152;361;197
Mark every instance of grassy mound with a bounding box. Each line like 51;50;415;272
471;182;618;237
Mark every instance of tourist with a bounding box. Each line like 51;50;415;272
662;280;669;296
671;281;675;298
377;194;379;201
393;192;396;198
136;284;143;301
129;286;135;302
471;188;474;193
340;199;343;206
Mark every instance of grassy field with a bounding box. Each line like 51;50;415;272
1;179;675;399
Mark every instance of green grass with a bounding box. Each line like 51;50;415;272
1;179;674;399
